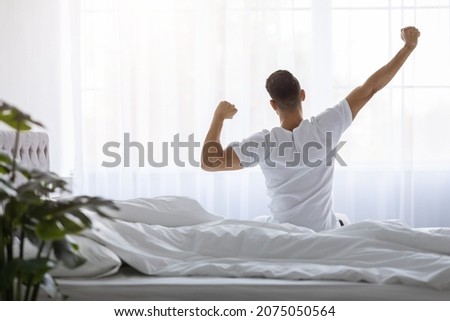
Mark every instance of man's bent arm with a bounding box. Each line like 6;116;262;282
346;26;420;119
201;101;242;172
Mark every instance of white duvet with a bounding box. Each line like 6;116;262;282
69;196;450;290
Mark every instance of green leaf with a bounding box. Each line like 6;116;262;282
70;196;119;218
0;190;12;202
35;220;66;240
65;210;92;229
0;164;11;174
52;239;85;268
15;165;31;180
0;152;14;165
0;152;32;181
0;112;31;130
0;101;44;130
23;227;41;248
17;190;44;205
58;216;85;234
3;199;25;227
17;258;55;285
28;169;68;188
69;241;80;251
16;176;67;199
25;196;116;225
25;201;55;220
0;260;19;291
0;178;17;198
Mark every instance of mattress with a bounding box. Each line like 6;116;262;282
55;267;450;301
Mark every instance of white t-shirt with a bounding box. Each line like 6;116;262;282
231;99;353;232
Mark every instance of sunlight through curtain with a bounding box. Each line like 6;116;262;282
72;0;312;220
58;0;450;226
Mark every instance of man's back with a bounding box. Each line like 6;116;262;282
232;99;352;231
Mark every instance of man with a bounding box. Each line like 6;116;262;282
201;27;420;232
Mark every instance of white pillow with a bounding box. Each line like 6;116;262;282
102;196;223;227
17;236;121;278
51;235;121;278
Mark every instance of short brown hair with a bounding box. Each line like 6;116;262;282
265;70;301;109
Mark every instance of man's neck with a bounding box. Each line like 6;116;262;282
278;108;303;131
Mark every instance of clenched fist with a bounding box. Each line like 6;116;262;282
401;26;420;50
214;101;238;120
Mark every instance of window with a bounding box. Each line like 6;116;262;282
75;0;450;226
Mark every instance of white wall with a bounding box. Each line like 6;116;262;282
0;0;62;173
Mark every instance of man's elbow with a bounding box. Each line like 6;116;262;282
200;158;222;172
200;157;210;171
363;79;381;98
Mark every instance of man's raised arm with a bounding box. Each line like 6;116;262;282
346;26;420;119
201;101;242;172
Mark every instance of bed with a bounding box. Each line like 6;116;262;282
4;130;450;301
49;196;450;301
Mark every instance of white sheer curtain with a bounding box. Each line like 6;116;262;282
2;0;450;227
330;0;450;227
71;0;313;220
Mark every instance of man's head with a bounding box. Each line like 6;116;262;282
265;70;305;111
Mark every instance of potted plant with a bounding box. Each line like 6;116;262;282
0;100;117;300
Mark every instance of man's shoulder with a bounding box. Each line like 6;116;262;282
312;99;352;121
259;128;271;135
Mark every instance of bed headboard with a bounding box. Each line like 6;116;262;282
0;130;50;172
